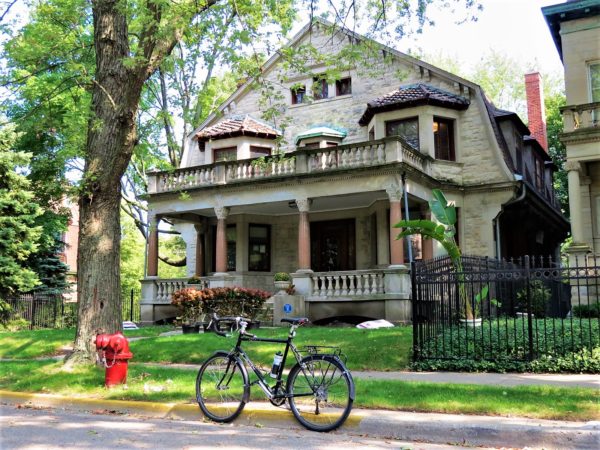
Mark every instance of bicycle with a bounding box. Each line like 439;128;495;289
195;314;355;432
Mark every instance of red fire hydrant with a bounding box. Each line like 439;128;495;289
94;332;133;387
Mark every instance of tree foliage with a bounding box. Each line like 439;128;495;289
0;125;43;299
2;0;483;365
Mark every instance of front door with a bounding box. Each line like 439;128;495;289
311;219;356;272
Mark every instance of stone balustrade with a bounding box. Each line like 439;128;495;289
310;270;386;297
148;137;429;194
561;102;600;132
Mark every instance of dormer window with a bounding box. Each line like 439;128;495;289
214;146;237;162
433;117;455;161
291;86;306;104
385;117;419;150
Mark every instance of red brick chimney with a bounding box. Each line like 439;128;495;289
525;72;548;152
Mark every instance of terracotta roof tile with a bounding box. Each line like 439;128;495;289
359;83;470;125
196;115;281;141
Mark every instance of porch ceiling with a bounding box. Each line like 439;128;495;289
163;189;427;221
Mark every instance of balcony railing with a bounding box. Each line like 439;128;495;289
561;102;600;133
148;137;430;194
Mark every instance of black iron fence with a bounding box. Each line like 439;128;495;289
5;289;141;330
4;293;78;330
411;255;600;364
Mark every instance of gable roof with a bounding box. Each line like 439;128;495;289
189;17;480;140
358;83;470;125
195;115;281;142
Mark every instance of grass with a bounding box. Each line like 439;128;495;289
129;326;412;371
0;326;174;359
0;360;597;421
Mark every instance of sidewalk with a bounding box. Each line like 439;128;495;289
138;361;600;389
1;389;598;449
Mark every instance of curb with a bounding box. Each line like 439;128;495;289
1;390;598;449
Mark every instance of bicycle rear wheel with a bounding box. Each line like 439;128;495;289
196;352;249;422
287;354;354;432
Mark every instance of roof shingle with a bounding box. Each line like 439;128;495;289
196;115;281;141
359;83;470;125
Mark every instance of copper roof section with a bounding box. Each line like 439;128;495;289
196;115;281;142
359;83;470;125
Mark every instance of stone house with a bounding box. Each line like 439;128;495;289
141;19;568;324
543;0;600;262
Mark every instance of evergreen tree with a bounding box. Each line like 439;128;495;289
0;126;43;303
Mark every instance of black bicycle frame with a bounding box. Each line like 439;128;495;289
229;327;302;400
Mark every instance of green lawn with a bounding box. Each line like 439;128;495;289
0;326;412;371
130;326;412;371
0;360;597;422
0;326;174;359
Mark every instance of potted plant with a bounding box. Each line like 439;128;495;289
171;288;204;333
187;275;204;288
274;272;291;293
458;285;500;327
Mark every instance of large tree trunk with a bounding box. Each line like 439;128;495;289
66;0;146;365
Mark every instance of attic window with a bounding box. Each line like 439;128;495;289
291;86;306;104
198;141;206;152
313;77;328;100
336;78;352;96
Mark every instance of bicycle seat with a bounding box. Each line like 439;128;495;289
281;317;309;325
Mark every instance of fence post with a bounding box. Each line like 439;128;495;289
525;256;534;361
411;261;419;362
130;289;134;322
30;294;36;330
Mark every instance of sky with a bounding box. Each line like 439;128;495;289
398;0;564;78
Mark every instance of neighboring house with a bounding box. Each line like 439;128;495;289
141;19;568;324
543;0;600;262
58;197;79;301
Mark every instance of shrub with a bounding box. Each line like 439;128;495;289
0;298;11;326
573;302;600;318
187;276;203;284
515;280;551;318
171;288;203;324
199;287;271;320
412;318;600;373
274;272;291;282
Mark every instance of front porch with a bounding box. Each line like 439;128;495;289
141;137;437;324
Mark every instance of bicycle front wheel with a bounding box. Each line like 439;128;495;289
287;354;354;432
196;352;249;423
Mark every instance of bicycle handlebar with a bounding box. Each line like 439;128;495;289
208;313;253;338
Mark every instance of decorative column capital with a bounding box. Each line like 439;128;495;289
296;198;311;212
386;185;402;202
214;206;229;220
564;160;581;173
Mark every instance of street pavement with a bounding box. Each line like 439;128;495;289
0;403;490;450
1;387;598;449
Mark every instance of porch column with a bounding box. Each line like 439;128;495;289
194;223;205;277
215;206;229;274
297;198;312;271
376;206;390;266
421;206;434;260
147;212;159;277
387;187;404;266
565;160;584;244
